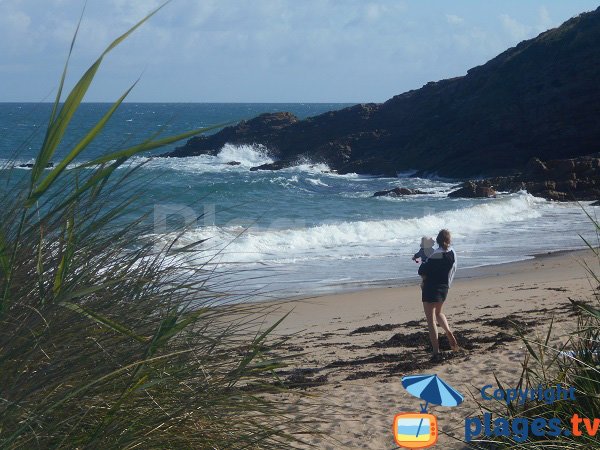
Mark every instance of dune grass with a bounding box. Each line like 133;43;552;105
0;5;312;449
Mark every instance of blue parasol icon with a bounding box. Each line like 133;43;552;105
401;374;464;437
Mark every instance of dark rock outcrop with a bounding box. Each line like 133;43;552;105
448;156;600;201
164;7;600;179
373;187;427;197
17;162;54;169
249;161;294;171
166;112;299;158
448;182;497;198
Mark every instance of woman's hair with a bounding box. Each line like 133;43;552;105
436;229;451;250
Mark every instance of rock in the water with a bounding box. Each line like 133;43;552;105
225;161;241;166
17;162;54;169
249;161;293;171
373;187;427;197
448;182;497;198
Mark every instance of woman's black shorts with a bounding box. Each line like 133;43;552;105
422;284;449;303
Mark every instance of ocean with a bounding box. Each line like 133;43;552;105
0;102;595;299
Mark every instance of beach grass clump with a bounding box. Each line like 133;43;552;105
468;214;600;449
0;6;310;449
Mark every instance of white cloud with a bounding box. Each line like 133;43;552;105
446;14;464;25
499;13;531;41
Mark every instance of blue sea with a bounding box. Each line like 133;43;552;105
0;103;595;299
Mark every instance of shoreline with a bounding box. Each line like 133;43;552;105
276;246;592;303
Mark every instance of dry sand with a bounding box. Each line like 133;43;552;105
264;249;598;449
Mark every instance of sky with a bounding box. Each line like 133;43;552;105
0;0;598;103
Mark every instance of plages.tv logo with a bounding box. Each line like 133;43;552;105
393;374;464;449
465;383;600;442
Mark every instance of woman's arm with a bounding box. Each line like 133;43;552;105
418;260;430;277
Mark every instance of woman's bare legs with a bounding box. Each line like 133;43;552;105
433;302;459;351
423;301;459;355
422;302;440;355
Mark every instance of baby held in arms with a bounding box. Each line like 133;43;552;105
412;236;435;264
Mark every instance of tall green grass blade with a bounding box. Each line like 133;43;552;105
53;213;75;296
516;327;541;363
101;2;171;57
147;309;209;355
32;60;102;189
570;298;600;319
544;316;554;348
58;280;123;302
29;83;137;204
169;237;211;253
59;301;148;344
0;231;9;276
36;225;45;303
230;312;290;383
578;202;600;233
31;4;86;185
579;233;599;256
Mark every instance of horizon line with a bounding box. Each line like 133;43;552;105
0;101;362;105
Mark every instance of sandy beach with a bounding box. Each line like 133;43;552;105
265;249;598;449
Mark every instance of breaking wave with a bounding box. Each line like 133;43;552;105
154;192;552;266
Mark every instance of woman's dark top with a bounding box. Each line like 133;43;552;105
418;248;457;302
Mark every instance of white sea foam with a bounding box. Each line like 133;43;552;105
133;144;274;173
306;178;329;187
212;143;273;167
155;192;553;267
281;161;332;174
142;144;361;178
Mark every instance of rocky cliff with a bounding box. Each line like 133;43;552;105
164;7;600;179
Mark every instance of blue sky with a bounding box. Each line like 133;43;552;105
1;0;598;103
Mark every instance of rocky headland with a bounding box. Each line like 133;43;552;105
447;155;600;201
163;7;600;201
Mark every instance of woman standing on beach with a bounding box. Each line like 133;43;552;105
418;229;459;361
